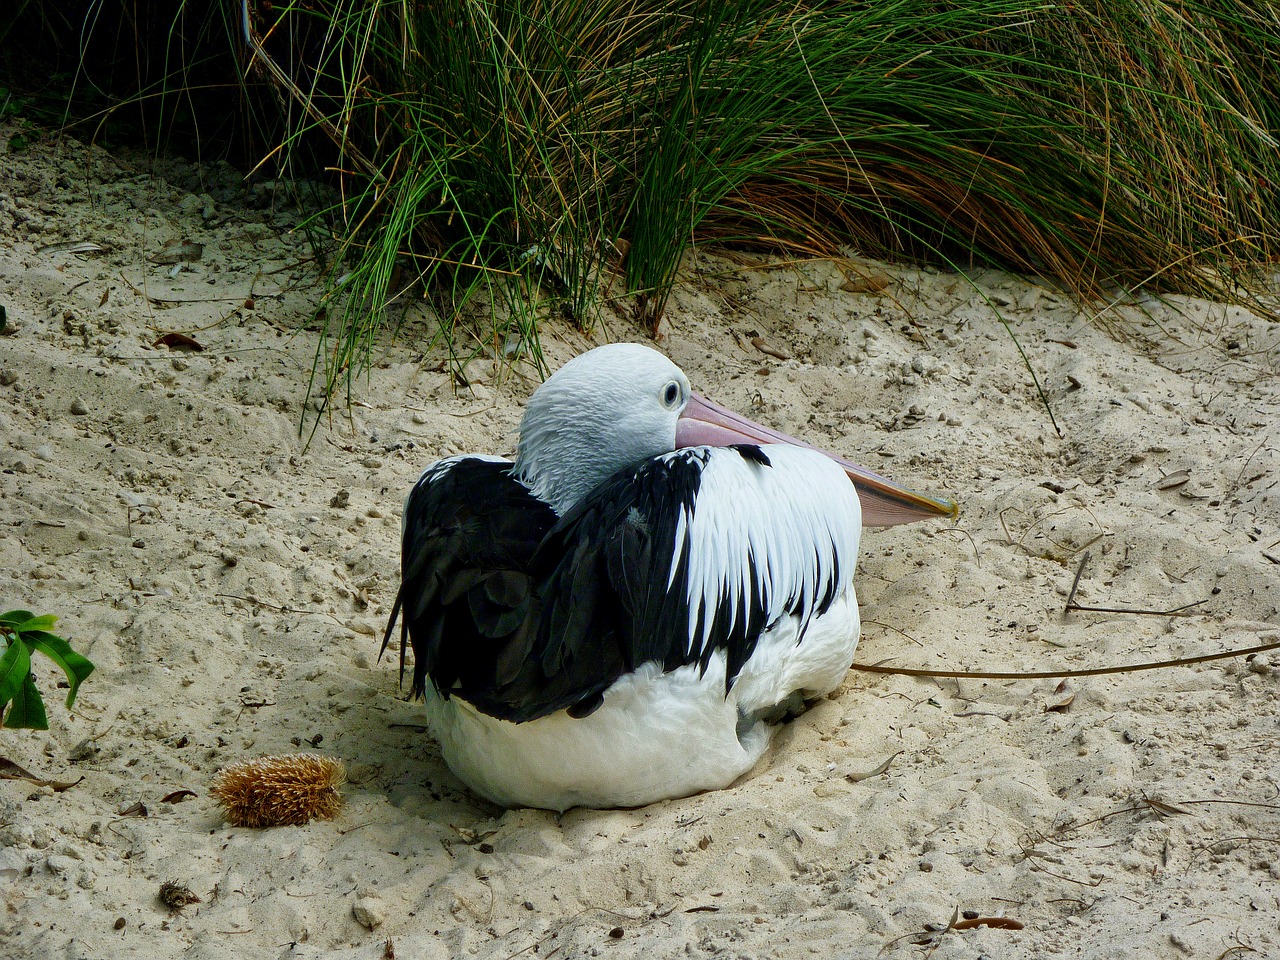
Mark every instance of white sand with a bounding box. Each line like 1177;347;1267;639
2;126;1278;960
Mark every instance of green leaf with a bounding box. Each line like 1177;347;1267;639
0;610;35;629
0;632;32;707
13;614;59;633
26;630;95;709
3;672;49;730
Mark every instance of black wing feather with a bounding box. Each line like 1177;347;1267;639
381;458;557;703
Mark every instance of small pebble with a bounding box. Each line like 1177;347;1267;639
44;854;78;876
353;895;386;930
0;370;16;386
68;739;99;762
70;399;88;415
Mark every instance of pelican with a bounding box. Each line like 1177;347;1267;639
383;343;955;810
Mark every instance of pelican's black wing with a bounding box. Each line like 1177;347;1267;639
381;456;557;708
383;451;716;723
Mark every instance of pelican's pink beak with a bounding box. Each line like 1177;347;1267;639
676;392;958;527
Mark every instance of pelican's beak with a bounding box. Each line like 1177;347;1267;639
676;392;958;527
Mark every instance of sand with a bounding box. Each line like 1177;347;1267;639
1;124;1278;960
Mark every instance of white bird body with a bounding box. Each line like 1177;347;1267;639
384;344;952;811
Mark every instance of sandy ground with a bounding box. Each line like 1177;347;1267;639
1;125;1279;960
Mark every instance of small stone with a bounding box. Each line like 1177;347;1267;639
44;854;78;877
68;739;99;762
0;370;16;386
353;895;386;930
1247;656;1272;675
361;457;383;469
839;271;890;294
70;399;89;415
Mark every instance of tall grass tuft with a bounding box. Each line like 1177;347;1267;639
242;0;1280;401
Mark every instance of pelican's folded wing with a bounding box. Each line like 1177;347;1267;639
382;456;557;704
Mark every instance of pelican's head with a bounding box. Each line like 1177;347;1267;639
515;343;958;524
517;344;690;514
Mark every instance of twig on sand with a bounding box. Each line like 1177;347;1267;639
851;638;1280;681
1064;552;1208;617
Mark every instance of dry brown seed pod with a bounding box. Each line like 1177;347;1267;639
158;880;202;908
208;753;345;827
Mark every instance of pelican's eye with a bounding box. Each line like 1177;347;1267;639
662;381;682;408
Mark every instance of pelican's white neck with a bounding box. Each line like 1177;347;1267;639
513;345;689;515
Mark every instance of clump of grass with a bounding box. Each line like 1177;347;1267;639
244;0;1280;401
0;610;94;730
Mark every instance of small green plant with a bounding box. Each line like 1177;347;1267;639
0;611;94;730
